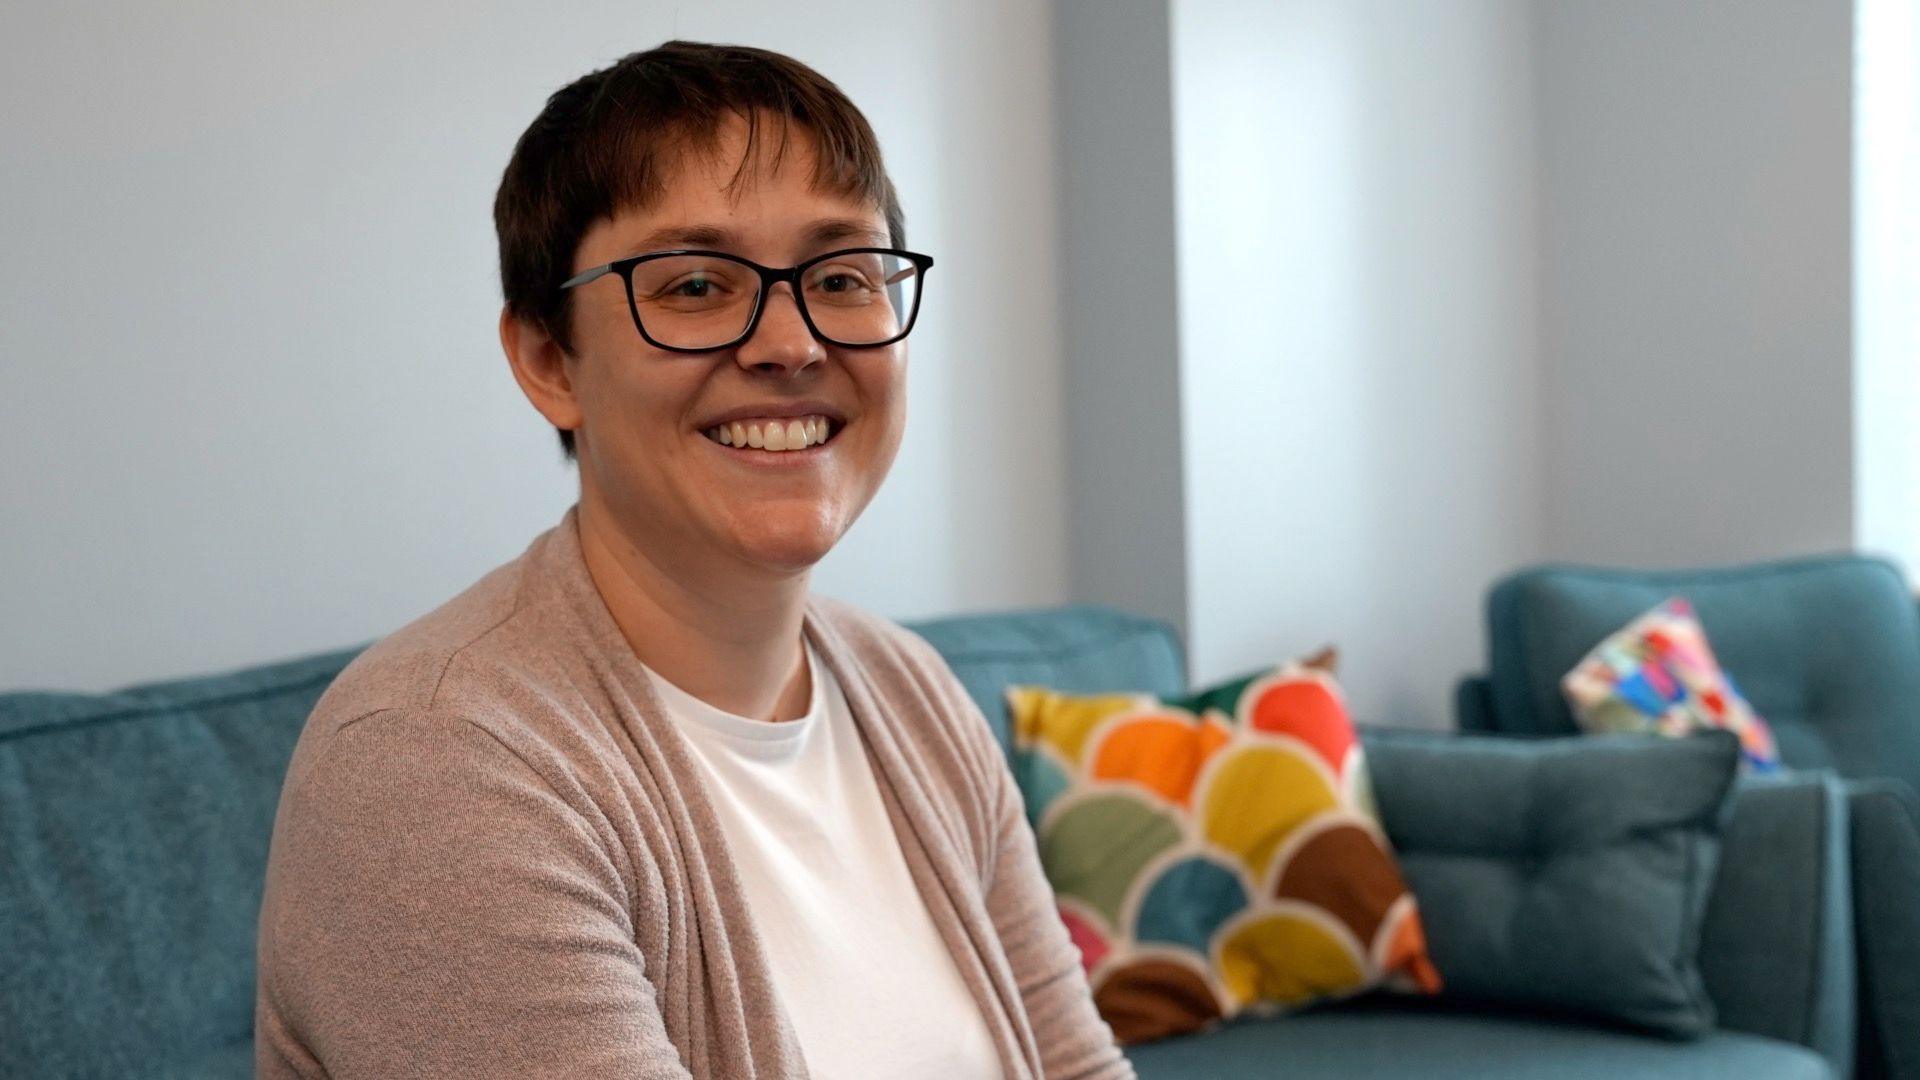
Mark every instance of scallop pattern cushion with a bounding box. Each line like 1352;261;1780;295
1007;659;1442;1045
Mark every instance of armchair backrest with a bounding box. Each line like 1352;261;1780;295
1476;554;1920;798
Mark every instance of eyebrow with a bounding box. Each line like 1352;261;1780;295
622;217;889;257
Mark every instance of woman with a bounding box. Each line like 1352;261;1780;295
253;40;1133;1080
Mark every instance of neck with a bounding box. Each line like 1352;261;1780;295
574;490;813;723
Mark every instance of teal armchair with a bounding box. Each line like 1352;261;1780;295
1454;554;1920;1080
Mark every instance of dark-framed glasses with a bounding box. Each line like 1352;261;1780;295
559;246;934;352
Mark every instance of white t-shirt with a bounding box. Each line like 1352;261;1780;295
639;639;1003;1080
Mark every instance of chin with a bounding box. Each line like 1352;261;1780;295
738;526;841;573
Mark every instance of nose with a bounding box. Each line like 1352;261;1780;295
735;281;826;376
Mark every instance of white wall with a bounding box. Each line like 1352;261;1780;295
0;1;1068;692
1533;0;1856;567
1170;0;1543;727
1855;0;1920;577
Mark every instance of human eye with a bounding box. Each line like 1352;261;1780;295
633;257;747;309
804;256;883;304
664;273;724;299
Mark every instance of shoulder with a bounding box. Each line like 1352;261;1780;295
307;557;529;726
290;543;628;816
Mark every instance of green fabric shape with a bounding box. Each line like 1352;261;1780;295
1041;792;1182;927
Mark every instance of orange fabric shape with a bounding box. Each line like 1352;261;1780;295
1378;898;1444;994
1089;713;1232;807
1248;676;1354;774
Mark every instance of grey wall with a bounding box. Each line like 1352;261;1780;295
0;1;1069;692
1054;0;1190;643
1533;0;1856;567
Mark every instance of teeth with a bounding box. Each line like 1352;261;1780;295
703;414;837;452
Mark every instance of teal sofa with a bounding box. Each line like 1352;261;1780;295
1454;554;1920;1080
1;605;1851;1078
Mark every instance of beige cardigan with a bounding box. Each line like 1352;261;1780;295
253;504;1133;1080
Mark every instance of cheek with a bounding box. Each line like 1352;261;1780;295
858;348;909;412
859;353;910;459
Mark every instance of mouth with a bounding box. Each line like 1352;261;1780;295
699;414;843;459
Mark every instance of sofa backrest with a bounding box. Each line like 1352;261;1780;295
903;603;1187;757
0;602;1181;1076
1480;554;1920;797
0;645;366;1077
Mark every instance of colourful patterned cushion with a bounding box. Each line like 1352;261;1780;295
1006;656;1442;1045
1561;597;1782;773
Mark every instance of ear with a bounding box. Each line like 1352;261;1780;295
499;306;583;439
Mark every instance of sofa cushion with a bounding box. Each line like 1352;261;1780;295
1483;555;1920;798
1560;597;1782;772
1004;660;1440;1043
1361;728;1739;1037
1123;1001;1833;1080
905;604;1186;755
0;646;363;1080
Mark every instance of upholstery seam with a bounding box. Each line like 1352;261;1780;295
932;625;1177;666
0;667;352;745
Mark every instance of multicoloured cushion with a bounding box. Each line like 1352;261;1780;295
1561;597;1782;773
1006;655;1442;1044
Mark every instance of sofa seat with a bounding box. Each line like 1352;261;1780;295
1123;1001;1832;1080
153;1042;252;1080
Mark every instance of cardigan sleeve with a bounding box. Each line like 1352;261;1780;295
980;746;1138;1080
254;707;693;1080
887;628;1136;1080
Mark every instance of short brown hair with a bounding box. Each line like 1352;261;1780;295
493;40;908;461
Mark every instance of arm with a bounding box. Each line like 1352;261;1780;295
1848;777;1920;1080
1696;771;1856;1075
254;707;691;1080
886;616;1134;1078
982;753;1138;1080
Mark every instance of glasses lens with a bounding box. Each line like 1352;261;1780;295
802;251;922;346
628;255;760;349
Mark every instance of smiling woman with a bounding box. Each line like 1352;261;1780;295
252;40;1133;1080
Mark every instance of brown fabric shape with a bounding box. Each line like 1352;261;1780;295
1092;957;1224;1046
1272;821;1406;946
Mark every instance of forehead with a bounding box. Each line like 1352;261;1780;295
618;114;886;248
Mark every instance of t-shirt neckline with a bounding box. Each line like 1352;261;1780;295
639;637;828;748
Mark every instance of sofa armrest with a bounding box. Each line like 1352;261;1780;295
1452;675;1498;733
1846;778;1920;1080
1697;770;1856;1078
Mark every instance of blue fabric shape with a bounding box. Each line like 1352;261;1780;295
1134;855;1248;955
1613;670;1668;718
1016;748;1073;830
